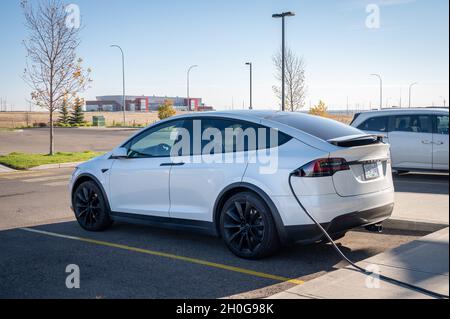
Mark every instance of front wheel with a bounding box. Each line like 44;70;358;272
220;192;280;259
73;181;112;231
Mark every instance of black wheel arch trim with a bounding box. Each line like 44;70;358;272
72;173;112;213
213;182;288;244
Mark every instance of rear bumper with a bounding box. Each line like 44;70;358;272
285;203;394;244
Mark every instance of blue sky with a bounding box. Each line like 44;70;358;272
0;0;448;111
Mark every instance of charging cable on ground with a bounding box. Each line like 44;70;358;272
288;173;449;300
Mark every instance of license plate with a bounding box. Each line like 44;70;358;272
363;162;380;180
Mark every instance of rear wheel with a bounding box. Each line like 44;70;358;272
220;192;280;259
73;181;112;231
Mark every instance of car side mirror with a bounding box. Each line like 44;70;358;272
111;147;128;159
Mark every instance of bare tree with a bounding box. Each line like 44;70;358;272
21;0;91;155
272;47;307;112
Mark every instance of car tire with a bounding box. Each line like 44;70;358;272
220;192;280;259
73;181;113;231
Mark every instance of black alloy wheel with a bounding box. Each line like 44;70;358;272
73;181;112;231
220;192;279;259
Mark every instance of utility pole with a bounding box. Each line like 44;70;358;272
187;65;198;111
110;45;126;125
273;12;295;112
245;62;253;110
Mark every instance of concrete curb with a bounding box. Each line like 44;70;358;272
384;218;448;233
28;162;83;171
73;127;140;132
0;164;15;173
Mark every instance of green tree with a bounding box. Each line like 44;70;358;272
58;98;71;125
70;97;85;125
309;100;329;118
158;100;176;120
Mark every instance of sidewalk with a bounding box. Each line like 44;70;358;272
268;227;449;299
384;192;449;232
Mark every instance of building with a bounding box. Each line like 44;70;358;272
85;95;214;112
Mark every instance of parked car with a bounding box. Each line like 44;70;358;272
350;108;449;173
70;111;394;259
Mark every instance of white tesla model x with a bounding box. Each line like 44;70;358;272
70;111;394;259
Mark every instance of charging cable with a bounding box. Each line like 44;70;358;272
288;173;449;299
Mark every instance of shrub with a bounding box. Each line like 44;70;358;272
309;100;329;118
158;100;176;120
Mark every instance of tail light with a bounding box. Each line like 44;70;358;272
293;158;350;177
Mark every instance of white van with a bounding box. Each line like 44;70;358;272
350;108;449;173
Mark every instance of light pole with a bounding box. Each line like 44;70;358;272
440;96;447;107
110;45;126;125
370;74;383;110
272;11;295;112
245;62;253;110
187;65;198;111
408;82;418;108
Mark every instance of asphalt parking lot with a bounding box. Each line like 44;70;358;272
0;168;445;299
0;221;425;299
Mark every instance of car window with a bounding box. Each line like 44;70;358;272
190;118;292;155
392;115;433;133
127;120;186;158
357;116;389;132
435;115;449;135
269;112;363;141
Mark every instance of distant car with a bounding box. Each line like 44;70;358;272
351;108;449;173
70;111;394;259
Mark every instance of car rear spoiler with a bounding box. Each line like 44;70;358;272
327;134;383;147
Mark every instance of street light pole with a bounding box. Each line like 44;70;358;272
110;45;126;125
187;65;198;111
370;74;383;110
440;96;447;107
408;82;418;108
245;62;253;110
273;12;295;112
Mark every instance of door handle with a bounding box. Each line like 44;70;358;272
160;162;185;167
433;141;444;145
421;140;432;144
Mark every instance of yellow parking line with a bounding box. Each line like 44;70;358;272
20;227;304;285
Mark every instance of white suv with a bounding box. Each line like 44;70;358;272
351;108;449;173
70;111;395;259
